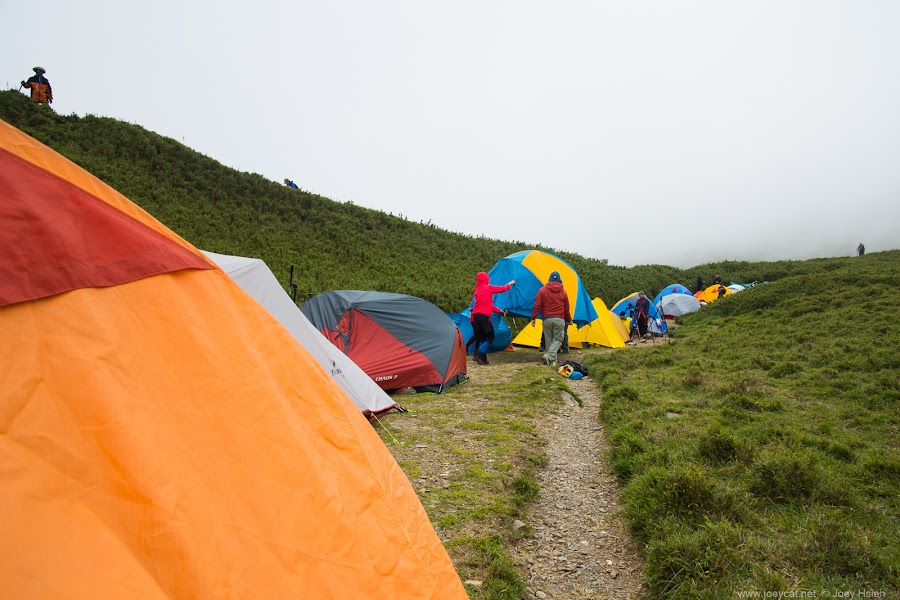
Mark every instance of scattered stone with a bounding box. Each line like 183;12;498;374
414;443;427;448
513;519;526;530
464;579;482;587
535;592;547;599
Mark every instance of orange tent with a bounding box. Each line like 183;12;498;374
0;118;466;598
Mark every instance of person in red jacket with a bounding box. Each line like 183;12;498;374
530;271;572;366
21;67;52;104
469;272;515;365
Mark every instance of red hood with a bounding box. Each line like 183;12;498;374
544;281;565;293
476;272;490;284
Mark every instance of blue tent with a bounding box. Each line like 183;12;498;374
611;292;668;335
448;309;512;355
651;284;693;308
611;292;661;321
487;250;598;327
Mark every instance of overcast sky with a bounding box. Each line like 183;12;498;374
3;1;899;267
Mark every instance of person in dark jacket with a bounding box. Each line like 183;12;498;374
857;242;865;256
530;271;572;366
712;273;723;285
469;272;515;365
696;275;704;293
634;291;651;340
21;67;52;104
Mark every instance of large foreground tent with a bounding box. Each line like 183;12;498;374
301;290;468;393
487;250;598;326
448;308;512;354
203;251;398;416
0;119;466;598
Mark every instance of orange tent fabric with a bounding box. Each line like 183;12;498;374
0;118;466;599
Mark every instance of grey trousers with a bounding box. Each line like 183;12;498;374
542;317;566;363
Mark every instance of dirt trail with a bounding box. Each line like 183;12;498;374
469;349;646;599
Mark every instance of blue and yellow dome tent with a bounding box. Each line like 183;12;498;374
448;308;512;355
513;297;626;349
611;292;667;335
487;250;598;327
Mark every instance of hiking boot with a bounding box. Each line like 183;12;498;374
541;357;550;366
473;352;486;365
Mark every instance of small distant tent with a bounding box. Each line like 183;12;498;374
611;292;667;335
515;297;626;349
0;119;466;598
448;308;512;354
203;251;398;416
727;284;745;294
651;284;693;307
652;284;699;318
301;290;468;393
695;283;733;304
658;293;702;317
487;250;598;326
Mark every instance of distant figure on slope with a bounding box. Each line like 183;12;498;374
531;271;571;366
284;178;299;189
469;272;515;365
712;273;723;285
21;67;52;104
857;242;865;256
696;275;704;293
634;291;651;341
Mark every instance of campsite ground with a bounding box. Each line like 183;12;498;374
375;340;665;599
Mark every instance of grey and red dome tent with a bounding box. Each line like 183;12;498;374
301;290;468;393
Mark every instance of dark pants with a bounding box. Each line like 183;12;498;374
472;314;495;353
637;315;648;336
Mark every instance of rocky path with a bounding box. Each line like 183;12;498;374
511;365;645;599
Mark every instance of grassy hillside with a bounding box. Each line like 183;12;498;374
1;89;819;310
5;90;898;597
586;252;900;596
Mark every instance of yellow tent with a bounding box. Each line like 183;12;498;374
0;119;466;598
513;298;627;349
695;283;733;304
609;310;631;343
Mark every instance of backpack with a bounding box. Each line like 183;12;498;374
561;360;588;376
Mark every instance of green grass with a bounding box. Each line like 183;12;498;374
373;364;573;598
4;88;899;598
3;89;877;310
587;254;900;597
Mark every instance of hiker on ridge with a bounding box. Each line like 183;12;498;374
713;273;723;285
21;67;52;104
531;271;571;367
469;272;515;365
696;275;704;293
284;179;299;189
857;242;865;256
